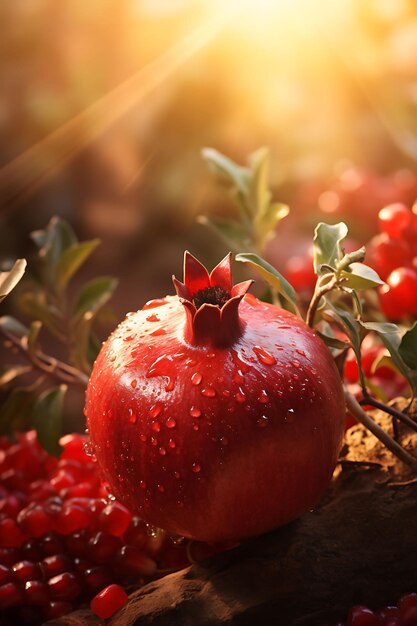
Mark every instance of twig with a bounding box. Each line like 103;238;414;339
0;325;88;387
388;477;417;488
360;396;417;433
345;390;417;469
306;274;337;328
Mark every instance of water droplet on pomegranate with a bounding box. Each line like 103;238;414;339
190;406;201;418
291;360;301;369
296;349;306;357
146;314;159;322
150;436;158;446
165;376;175;392
233;370;245;384
192;423;199;431
253;346;277;366
143;298;167;309
258;390;269;404
151;421;161;433
191;372;202;385
220;436;229;446
166;417;176;429
83;441;94;456
192;463;201;473
168;438;176;449
286;408;295;422
128;407;137;424
140;480;147;489
201;387;216;398
171;535;184;545
146;355;173;378
159;447;167;456
257;415;269;427
149;404;162;419
131;379;138;388
235;388;246;403
140;433;147;442
206;351;216;359
222;390;231;398
123;335;134;342
150;328;167;337
174;471;181;479
157;484;165;493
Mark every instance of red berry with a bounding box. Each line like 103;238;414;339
86;252;346;542
57;503;93;535
284;254;316;293
379;203;413;239
47;571;82;601
123;517;149;548
0;581;24;608
0;564;10;584
90;583;128;619
12;560;43;582
366;233;412;280
59;433;90;462
0;517;26;547
21;538;43;561
88;532;122;564
83;566;112;593
41;554;73;579
43;599;73;619
99;502;132;536
386;267;417;315
66;529;91;558
347;605;381;625
0;547;20;565
17;504;53;537
38;533;65;556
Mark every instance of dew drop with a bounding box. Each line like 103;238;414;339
123;335;134;342
83;441;94;457
286;408;295;422
150;436;158;446
146;355;173;378
192;463;201;473
140;434;147;443
233;370;245;384
191;372;202;385
150;328;167;337
258;390;269;404
220;436;229;446
222;390;231;398
157;484;165;493
131;379;138;389
143;298;167;309
149;404;162;419
159;447;167;456
166;417;176;429
146;314;159;322
201;387;216;398
174;471;181;479
151;421;161;433
253;346;277;366
171;535;184;546
168;438;176;449
206;351;216;359
192;423;199;431
128;407;137;424
165;376;176;392
257;415;269;428
296;349;306;357
185;358;197;367
140;480;147;489
190;406;201;418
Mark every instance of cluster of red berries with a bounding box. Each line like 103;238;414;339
333;592;417;625
367;203;417;320
0;431;188;623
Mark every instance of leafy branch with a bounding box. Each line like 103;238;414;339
201;147;417;470
0;217;118;455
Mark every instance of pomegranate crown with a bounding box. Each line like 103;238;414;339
172;251;253;347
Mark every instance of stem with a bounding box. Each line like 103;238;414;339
345;390;417;469
360;396;417;433
306;274;337;328
0;325;88;387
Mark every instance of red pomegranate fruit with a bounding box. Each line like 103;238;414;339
85;252;346;542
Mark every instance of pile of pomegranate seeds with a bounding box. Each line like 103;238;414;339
0;431;188;624
332;593;417;625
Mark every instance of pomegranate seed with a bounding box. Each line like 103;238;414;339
379;203;413;239
43;599;73;619
50;470;76;491
0;547;20;565
90;583;128;619
88;531;121;564
0;493;25;517
83;566;112;592
21;538;43;561
57;504;92;535
59;433;90;462
12;560;43;582
38;533;64;556
73;557;91;573
48;571;82;601
0;581;24;608
28;479;57;502
123;517;148;548
24;580;50;605
66;529;91;557
0;517;26;547
18;504;53;537
0;469;28;492
399;593;417;625
347;605;381;626
378;606;399;621
116;545;157;577
41;554;73;579
0;564;10;584
99;502;132;536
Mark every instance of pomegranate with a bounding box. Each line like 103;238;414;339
85;252;346;542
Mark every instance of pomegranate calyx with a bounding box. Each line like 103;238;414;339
173;251;253;347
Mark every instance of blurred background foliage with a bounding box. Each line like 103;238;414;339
2;0;417;347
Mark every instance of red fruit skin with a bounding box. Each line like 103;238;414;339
86;289;345;543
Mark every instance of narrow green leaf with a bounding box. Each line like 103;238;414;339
248;147;271;217
56;240;100;288
18;292;64;340
313;222;348;275
33;385;67;457
0;387;35;435
235;252;298;312
317;331;350;350
201;148;250;195
33;217;77;273
255;202;289;248
0;259;27;304
197;215;251;252
399;322;417;371
0;315;29;339
340;263;385;290
74;277;118;318
71;312;94;374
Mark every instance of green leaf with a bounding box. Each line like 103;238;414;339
313;222;348;275
340;263;385;290
248;147;271;217
74;277;118;318
197;215;251;252
33;385;67;457
56;239;100;288
0;315;29;339
0;259;26;304
0;387;36;435
399;322;417;371
317;331;350;350
32;217;77;273
201;148;250;196
18;292;64;340
255;202;289;249
71;312;94;374
235;252;299;312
